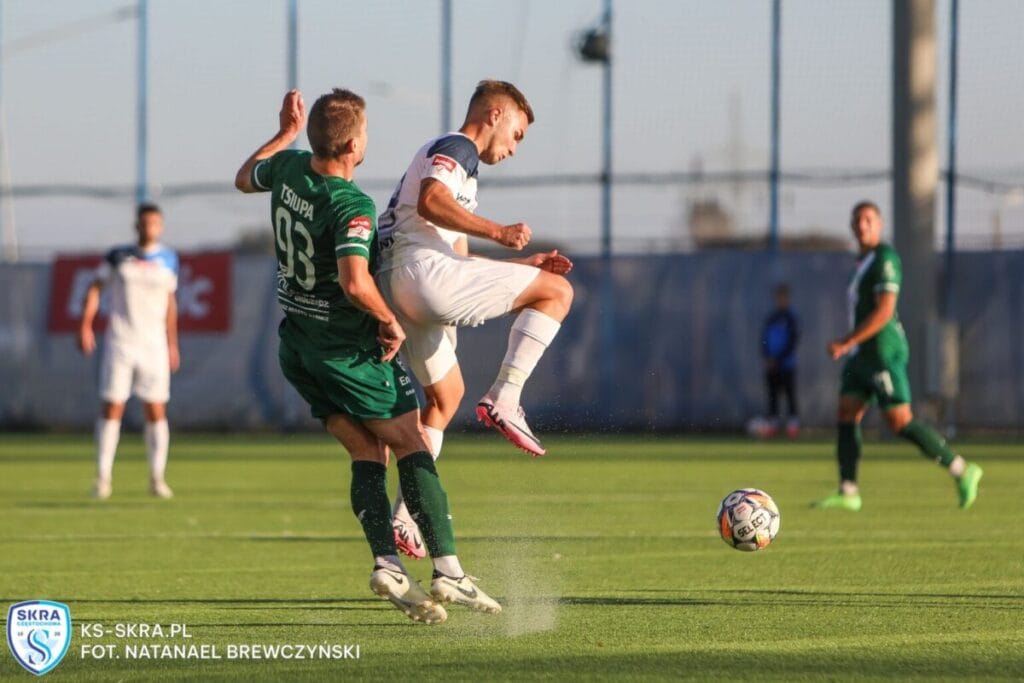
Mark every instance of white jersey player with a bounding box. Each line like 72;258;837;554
78;203;180;500
375;80;574;558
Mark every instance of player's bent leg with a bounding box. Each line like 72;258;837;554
478;273;572;456
391;370;462;560
510;270;573;322
326;413;446;624
421;366;465;432
888;405;984;509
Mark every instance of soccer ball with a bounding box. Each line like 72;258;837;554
717;488;780;552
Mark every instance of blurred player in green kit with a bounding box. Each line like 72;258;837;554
813;201;983;511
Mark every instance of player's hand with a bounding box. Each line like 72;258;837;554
169;345;181;373
497;223;531;250
279;89;306;142
377;318;406;363
828;338;853;360
78;327;96;355
521;249;573;274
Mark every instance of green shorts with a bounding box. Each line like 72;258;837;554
839;351;912;408
278;337;419;422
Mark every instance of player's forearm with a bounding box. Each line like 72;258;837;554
234;132;293;192
418;190;502;242
341;279;397;326
843;309;891;346
80;285;102;329
166;296;179;349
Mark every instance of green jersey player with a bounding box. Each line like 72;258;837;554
813;201;982;511
235;89;500;623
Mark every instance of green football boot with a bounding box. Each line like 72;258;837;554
811;491;863;511
957;463;983;510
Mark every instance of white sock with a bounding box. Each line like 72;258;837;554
375;555;405;573
948;455;966;478
394;426;445;524
432;555;464;578
95;418;121;481
423;425;444;460
840;480;859;495
488;309;561;408
145;419;170;482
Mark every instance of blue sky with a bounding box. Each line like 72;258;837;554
1;0;1022;257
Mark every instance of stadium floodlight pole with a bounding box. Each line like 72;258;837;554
287;0;298;148
440;0;452;133
599;0;614;408
768;0;781;252
135;0;148;206
599;0;613;260
942;0;958;319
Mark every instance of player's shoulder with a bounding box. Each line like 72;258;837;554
874;243;901;261
329;184;377;223
146;244;179;273
424;133;479;175
261;148;311;174
105;244;137;265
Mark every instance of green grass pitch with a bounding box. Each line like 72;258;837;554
1;432;1022;681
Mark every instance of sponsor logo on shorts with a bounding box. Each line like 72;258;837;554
431;155;457;173
6;600;72;676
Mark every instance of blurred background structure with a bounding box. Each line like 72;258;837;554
0;0;1022;432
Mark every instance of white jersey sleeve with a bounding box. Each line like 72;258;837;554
377;133;480;270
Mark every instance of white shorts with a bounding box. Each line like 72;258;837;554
99;341;170;404
377;254;540;385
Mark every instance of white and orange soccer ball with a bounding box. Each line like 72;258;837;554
717;488;781;551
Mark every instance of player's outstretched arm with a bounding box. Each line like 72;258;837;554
336;256;405;362
417;179;531;249
508;249;573;274
77;281;103;355
166;292;180;373
234;90;306;193
827;292;897;359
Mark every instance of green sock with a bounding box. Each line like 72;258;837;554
397;451;456;557
898;419;956;466
350;461;395;558
837;422;861;485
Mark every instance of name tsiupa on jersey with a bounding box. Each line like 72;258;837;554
376;133;480;271
251;149;380;352
95;244;178;349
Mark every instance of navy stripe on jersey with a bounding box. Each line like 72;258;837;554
106;246;136;266
426;134;479;178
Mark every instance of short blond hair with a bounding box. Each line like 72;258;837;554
467;80;534;124
307;89;365;159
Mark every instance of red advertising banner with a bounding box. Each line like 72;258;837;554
48;251;233;333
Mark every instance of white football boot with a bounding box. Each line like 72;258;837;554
150;479;174;499
370;567;447;624
475;397;545;457
430;573;502;614
92;478;112;500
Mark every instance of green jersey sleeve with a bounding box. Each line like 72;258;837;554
251;150;299;192
873;245;902;295
334;198;377;261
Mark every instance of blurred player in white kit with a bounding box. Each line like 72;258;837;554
77;203;180;499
